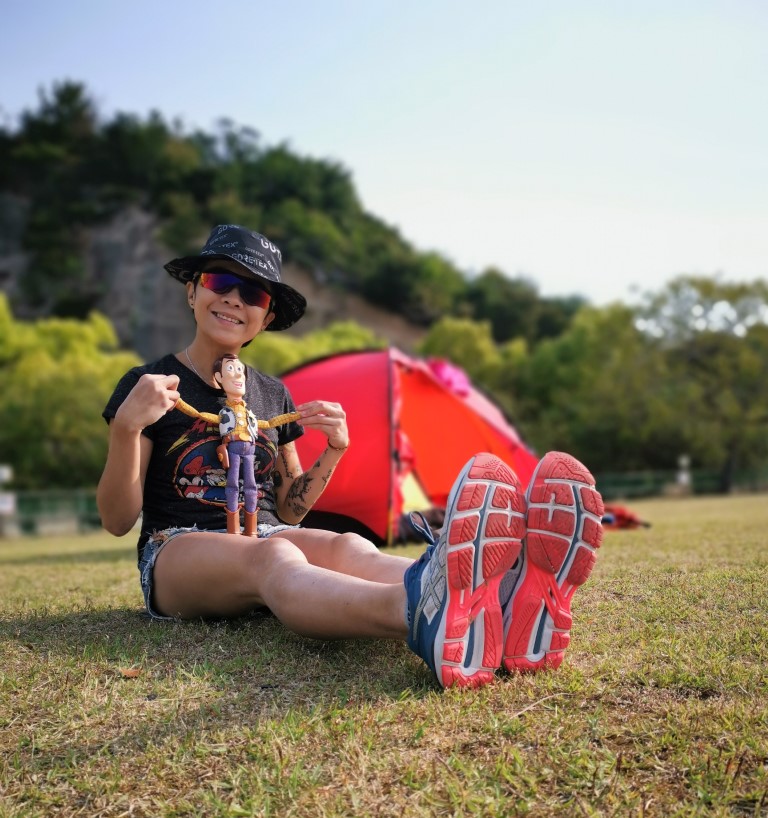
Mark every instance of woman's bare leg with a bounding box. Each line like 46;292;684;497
278;528;416;583
152;531;408;639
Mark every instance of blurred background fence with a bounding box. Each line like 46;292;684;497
595;468;768;500
0;490;102;538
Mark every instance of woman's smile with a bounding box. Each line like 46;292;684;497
211;309;244;325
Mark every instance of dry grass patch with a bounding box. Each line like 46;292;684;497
2;493;767;816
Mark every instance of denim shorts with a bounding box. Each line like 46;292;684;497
138;522;299;620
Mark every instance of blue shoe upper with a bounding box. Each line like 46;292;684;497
402;463;472;682
403;535;447;680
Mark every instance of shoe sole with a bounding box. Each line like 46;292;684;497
436;453;527;688
502;452;604;672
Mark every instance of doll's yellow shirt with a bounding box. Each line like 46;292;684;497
227;399;252;441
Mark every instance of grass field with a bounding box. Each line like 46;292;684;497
1;494;767;817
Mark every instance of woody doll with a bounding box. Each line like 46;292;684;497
175;354;298;535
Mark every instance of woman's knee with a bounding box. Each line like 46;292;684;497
325;532;379;569
252;535;307;581
339;532;378;551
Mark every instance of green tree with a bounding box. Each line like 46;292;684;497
535;295;587;341
466;269;585;344
10;81;98;196
207;191;263;235
157;192;208;258
262;199;349;273
408;253;467;324
2;79;592;370
513;305;676;473
241;320;385;376
243;146;358;223
345;212;406;290
7;82;100;316
418;317;501;385
94;111;202;206
480;336;531;420
636;274;768;340
510;278;768;483
0;299;140;489
297;321;385;361
239;331;306;376
467;269;539;343
638;276;768;489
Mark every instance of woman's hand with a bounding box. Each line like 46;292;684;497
114;374;181;433
296;400;349;450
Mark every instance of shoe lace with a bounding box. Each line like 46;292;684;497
407;511;439;547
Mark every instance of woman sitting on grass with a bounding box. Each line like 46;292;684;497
97;224;604;689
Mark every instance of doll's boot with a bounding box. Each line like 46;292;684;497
243;510;257;537
226;509;240;535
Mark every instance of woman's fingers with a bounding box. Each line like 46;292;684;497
297;400;344;418
115;374;181;431
297;401;349;448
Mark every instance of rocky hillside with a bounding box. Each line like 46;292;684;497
0;201;426;361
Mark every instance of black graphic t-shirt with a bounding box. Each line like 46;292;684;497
102;354;304;561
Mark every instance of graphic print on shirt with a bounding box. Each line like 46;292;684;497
169;416;276;506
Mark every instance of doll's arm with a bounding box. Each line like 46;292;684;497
174;397;219;425
259;411;302;429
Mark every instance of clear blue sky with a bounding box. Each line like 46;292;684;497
1;0;766;305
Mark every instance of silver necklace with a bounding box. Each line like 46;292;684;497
185;347;204;381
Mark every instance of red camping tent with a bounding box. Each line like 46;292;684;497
281;348;539;544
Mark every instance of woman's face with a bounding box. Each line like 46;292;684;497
187;260;275;345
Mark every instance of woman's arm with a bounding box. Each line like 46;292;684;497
273;440;347;524
272;400;349;525
97;373;180;536
97;426;153;535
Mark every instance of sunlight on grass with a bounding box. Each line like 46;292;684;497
2;495;767;816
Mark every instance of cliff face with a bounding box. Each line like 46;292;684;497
0;201;425;360
86;208;196;360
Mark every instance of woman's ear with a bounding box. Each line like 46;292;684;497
186;281;196;308
261;311;276;331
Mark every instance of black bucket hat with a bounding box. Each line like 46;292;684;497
164;225;306;331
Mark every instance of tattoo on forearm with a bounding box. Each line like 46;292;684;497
279;445;340;520
287;473;313;504
286;473;312;520
280;449;296;480
289;500;309;517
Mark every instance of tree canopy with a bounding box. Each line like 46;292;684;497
0;294;141;489
1;80;580;343
2;83;767;492
3;274;767;491
415;275;768;491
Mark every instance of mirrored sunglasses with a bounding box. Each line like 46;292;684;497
198;270;272;310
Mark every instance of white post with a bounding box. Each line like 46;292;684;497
0;464;16;537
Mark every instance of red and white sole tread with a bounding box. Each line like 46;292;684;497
502;451;604;673
439;453;527;688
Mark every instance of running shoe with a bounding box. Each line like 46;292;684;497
501;451;604;672
404;453;527;688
